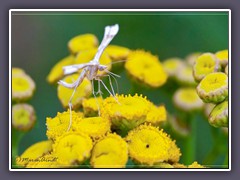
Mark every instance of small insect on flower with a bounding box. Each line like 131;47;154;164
58;24;120;131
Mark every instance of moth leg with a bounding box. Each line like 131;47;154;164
66;84;78;132
91;80;101;116
99;79;119;104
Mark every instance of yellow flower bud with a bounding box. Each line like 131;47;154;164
90;133;128;168
57;74;92;109
53;132;93;166
209;100;228;127
47;55;75;84
197;72;228;103
193;53;221;82
125;124;181;166
68;34;98;55
125;50;168;88
12;103;36;131
215;49;228;68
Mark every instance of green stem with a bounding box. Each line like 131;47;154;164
202;145;219;165
202;127;220;166
183;113;196;165
12;129;25;163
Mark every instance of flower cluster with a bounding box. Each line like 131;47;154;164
46;31;131;109
12;68;36;132
193;50;229;128
17;93;196;168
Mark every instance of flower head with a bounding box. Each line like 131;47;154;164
16;140;53;167
197;72;228;103
74;116;111;140
125;124;181;166
100;94;151;135
47;55;75;84
12;103;36;131
46;110;84;140
82;97;103;117
75;48;112;76
162;58;185;78
209;100;228;127
90;133;128;168
188;161;205;168
215;49;228;67
173;88;204;111
193;53;221;82
172;163;187;168
105;45;130;62
12;67;26;75
53;132;93;166
145;104;167;126
12;70;36;101
57;74;92;109
68;34;99;55
125;50;168;88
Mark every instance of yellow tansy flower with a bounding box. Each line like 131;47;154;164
193;52;221;82
68;34;99;55
125;50;168;88
209;100;228;127
146;104;167;126
12;73;36;101
172;163;187;168
26;154;61;168
176;65;197;86
105;45;130;62
16;140;53;167
75;48;112;76
12;67;26;76
188;161;205;168
82;97;103;117
12;103;36;131
125;124;181;166
90;133;128;168
162;57;185;78
173;88;204;111
53;132;93;166
74;116;111;140
57;74;92;109
46;110;84;140
47;55;75;84
197;72;228;103
215;49;228;67
100;94;151;135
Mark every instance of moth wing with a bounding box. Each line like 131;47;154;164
93;24;119;62
62;63;90;75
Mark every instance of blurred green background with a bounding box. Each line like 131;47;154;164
11;11;229;167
